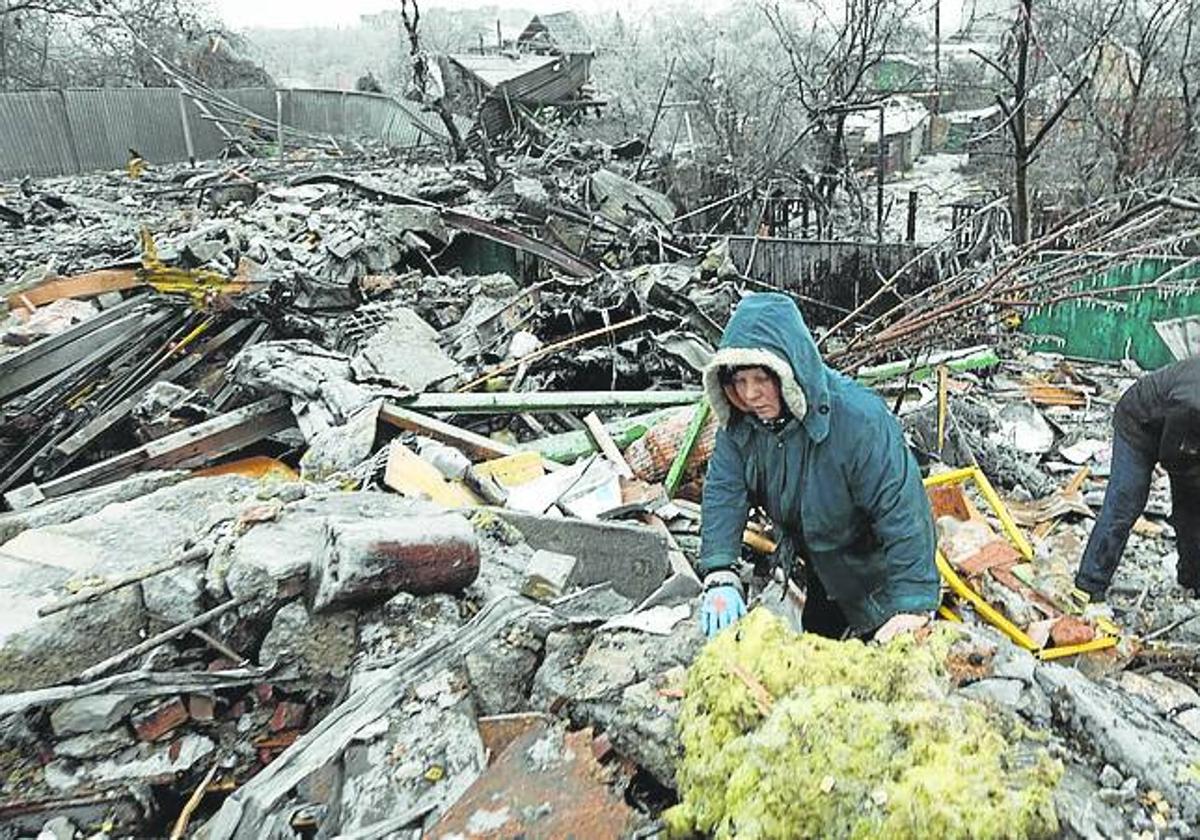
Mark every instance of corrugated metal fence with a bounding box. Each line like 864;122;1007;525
0;87;448;179
725;236;943;326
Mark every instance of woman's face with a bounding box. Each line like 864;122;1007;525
731;367;782;421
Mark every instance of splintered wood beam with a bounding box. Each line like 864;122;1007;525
402;390;703;415
31;395;294;502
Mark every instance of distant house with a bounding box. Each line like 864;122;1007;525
517;12;593;57
515;11;594;96
441;51;591;138
874;53;926;94
845;95;930;174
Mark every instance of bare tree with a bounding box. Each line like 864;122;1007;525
763;0;922;217
397;0;469;165
0;0;266;90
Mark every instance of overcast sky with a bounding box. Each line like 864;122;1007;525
209;0;649;30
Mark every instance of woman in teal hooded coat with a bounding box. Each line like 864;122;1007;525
697;293;940;641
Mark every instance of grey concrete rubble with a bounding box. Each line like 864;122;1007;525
2;127;1199;839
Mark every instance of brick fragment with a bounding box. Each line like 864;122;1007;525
131;697;189;742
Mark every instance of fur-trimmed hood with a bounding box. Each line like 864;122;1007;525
702;293;832;443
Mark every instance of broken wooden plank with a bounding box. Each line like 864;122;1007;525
383;441;481;508
5;268;140;313
30;394;294;501
583;412;634;479
0;297;151;400
379;403;521;462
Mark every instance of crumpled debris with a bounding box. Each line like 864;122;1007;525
225;339;377;439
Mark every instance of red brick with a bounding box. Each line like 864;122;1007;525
592;732;614;763
131;697;189;742
269;701;308;733
1051;616;1096;647
255;684;274;704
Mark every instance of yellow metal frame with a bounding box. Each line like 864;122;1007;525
925;466;1119;660
139;228;249;306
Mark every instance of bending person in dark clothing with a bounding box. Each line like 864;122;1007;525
1075;357;1200;602
696;292;940;641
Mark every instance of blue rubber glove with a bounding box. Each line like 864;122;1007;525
700;573;747;638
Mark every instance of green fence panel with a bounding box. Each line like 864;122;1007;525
1021;256;1200;370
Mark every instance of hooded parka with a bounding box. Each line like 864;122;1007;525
699;293;939;632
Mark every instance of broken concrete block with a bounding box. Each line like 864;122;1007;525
130;697;189;742
1037;662;1200;822
494;511;669;603
258;601;358;682
350;307;461;392
51;694;138;737
221;491;444;606
521;549;577;601
55;727;135;760
464;620;544;717
311;515;480;613
0;470;185;545
0;571;146;693
1099;764;1124;788
959;678;1025;709
1175;708;1200;741
299;399;381;482
331;691;484;836
57;733;215;791
37;816;77;840
142;564;204;625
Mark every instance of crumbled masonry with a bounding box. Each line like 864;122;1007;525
666;609;1062;840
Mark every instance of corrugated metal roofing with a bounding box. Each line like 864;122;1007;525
448;54;559;89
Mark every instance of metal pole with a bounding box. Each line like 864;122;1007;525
634;56;677;180
934;0;941;116
877;106;885;242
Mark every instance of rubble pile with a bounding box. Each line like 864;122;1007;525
3;145;1200;840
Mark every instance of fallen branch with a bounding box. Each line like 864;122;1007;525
38;543;212;618
455;314;650;392
170;759;222;840
78;596;251;682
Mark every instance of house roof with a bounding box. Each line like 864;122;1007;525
517;11;593;54
844;95;929;138
448;53;560;89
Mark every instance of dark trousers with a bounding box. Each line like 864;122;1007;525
801;566;852;639
1076;430;1200;596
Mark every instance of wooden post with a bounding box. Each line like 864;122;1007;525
634;56;676;180
178;90;196;164
907;190;918;242
58;89;82;175
275;89;285;160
